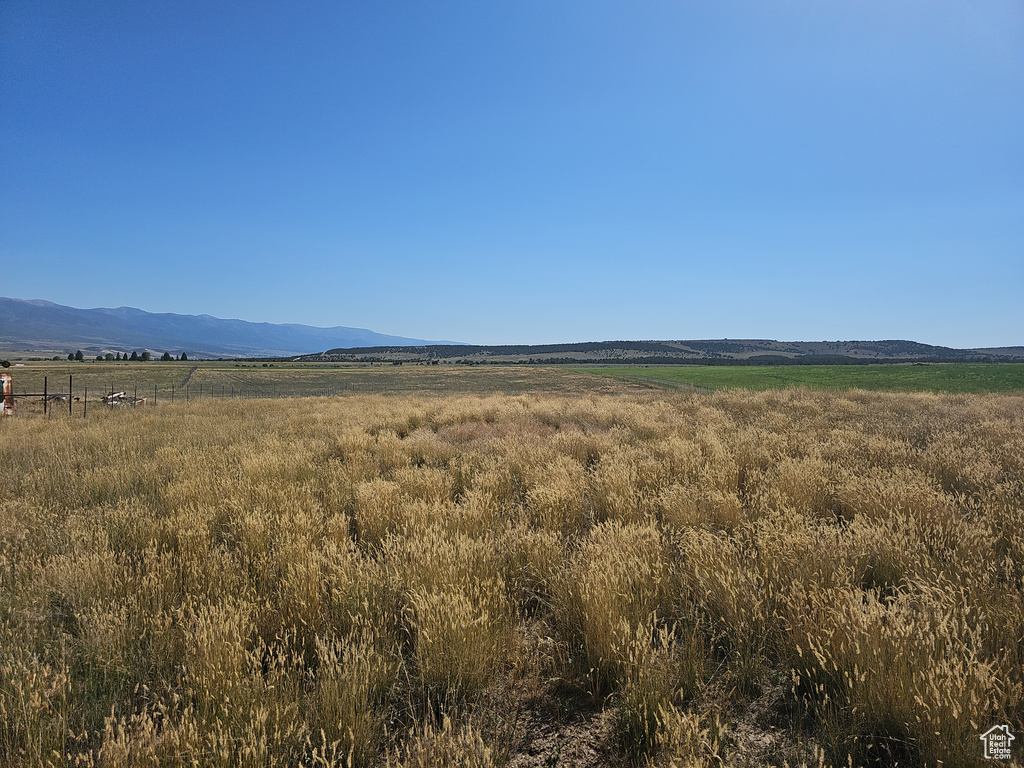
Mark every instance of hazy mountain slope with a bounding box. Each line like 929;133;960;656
0;297;454;357
4;297;1017;363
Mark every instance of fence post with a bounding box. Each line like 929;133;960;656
84;385;88;418
69;375;73;417
44;377;48;415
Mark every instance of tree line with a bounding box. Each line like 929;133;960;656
64;351;189;362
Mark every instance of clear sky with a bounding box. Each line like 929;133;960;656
2;1;1022;347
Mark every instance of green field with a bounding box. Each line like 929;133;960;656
579;363;1024;393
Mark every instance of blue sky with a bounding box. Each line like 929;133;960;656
2;1;1022;346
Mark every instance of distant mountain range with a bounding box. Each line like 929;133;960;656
2;297;1020;364
0;297;458;358
297;339;1024;365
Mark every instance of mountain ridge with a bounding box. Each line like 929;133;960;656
3;297;1020;364
296;338;1024;365
0;297;459;358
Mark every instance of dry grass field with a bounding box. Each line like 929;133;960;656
3;362;645;413
1;384;1022;767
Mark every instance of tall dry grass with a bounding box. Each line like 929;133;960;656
0;388;1021;766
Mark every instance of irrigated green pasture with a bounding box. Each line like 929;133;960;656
581;363;1024;393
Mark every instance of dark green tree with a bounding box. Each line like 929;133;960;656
67;353;75;361
141;351;151;361
161;352;173;361
129;351;138;361
180;352;188;361
74;350;84;361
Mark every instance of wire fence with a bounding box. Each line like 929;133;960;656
3;369;715;419
4;377;370;418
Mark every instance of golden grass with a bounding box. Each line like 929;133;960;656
0;388;1021;766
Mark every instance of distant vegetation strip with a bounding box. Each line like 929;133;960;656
580;363;1024;393
299;338;1024;364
